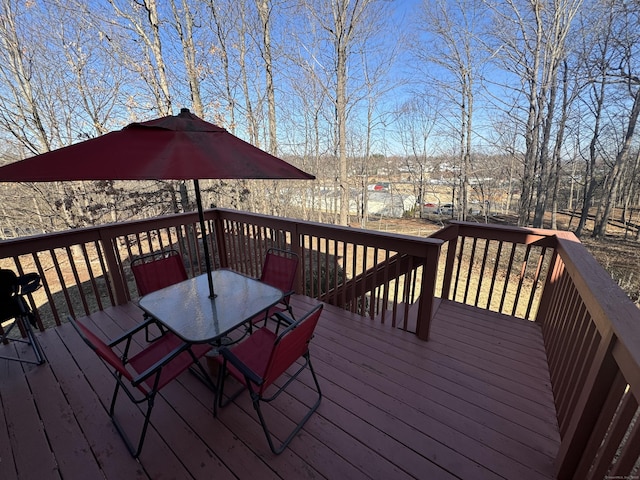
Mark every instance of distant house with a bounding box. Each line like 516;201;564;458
359;191;415;218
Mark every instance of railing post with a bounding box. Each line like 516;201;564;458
98;230;129;305
290;220;304;295
211;209;228;269
439;224;459;300
415;243;441;341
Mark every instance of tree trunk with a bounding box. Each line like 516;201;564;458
593;86;640;238
0;0;51;153
575;73;607;237
171;0;203;116
256;0;277;155
517;2;543;227
334;4;349;226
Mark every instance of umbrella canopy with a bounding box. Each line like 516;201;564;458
0;108;314;297
0;108;314;181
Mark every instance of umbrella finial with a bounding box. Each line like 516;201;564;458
179;108;191;116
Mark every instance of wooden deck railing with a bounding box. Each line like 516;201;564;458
211;209;442;339
0;208;442;340
538;234;640;480
2;212;640;478
0;211;212;327
429;221;557;320
431;221;640;480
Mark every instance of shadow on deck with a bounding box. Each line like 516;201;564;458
0;295;559;480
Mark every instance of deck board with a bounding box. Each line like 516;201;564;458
0;345;60;480
315;325;558;458
42;325;147;480
0;296;560;480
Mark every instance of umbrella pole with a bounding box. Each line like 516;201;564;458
193;179;216;298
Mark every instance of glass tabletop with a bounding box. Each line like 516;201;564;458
138;269;283;343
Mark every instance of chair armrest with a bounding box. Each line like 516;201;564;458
131;342;191;387
279;290;294;309
219;347;264;386
273;311;295;334
107;316;158;348
274;311;294;326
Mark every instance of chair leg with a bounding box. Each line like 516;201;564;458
144;317;166;342
214;360;246;417
134;396;156;458
109;378;156;458
187;353;217;391
214;363;223;417
253;357;322;455
109;381;133;455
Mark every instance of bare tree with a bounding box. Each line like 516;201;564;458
299;0;391;226
356;23;401;227
0;0;133;231
106;0;173;115
395;95;440;216
591;0;640;238
255;0;278;155
236;3;261;146
170;0;204;115
0;0;53;154
415;0;490;221
207;0;238;130
490;0;583;227
549;59;574;230
573;0;615;237
531;1;582;227
281;59;331;222
593;86;640;237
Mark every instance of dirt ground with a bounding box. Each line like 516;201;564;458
360;212;640;306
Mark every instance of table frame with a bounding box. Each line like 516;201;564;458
138;269;283;344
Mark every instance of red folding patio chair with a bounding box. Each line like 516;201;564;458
131;249;188;295
251;248;299;328
131;249;188;341
67;315;212;457
215;303;323;454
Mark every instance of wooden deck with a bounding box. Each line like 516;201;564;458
0;296;560;480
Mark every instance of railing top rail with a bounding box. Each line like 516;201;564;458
96;211;203;235
214;208;443;257
0;210;205;257
430;221;565;246
554;235;640;378
0;228;105;258
210;208;293;229
1;208;444;261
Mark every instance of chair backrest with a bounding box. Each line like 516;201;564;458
131;249;188;296
261;303;323;391
260;248;299;295
67;316;134;383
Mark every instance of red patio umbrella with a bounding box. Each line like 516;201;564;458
0;108;314;297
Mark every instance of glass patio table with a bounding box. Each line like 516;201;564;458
138;269;283;344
